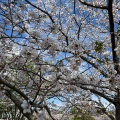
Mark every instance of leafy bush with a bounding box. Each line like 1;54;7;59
71;107;95;120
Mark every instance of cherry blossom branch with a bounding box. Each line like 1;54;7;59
80;55;108;77
56;49;108;77
73;13;90;40
25;0;55;23
44;105;56;120
93;100;115;120
0;77;29;100
80;85;115;104
78;0;119;73
5;88;56;120
57;80;114;104
5;89;33;120
78;0;108;9
25;0;69;45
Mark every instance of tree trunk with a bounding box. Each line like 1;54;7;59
115;103;120;120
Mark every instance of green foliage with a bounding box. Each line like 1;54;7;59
26;62;34;71
71;112;95;120
95;41;104;52
0;102;24;120
70;107;95;120
70;107;82;115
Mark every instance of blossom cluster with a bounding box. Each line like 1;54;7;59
21;100;31;114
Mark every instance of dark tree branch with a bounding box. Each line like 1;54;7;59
108;0;119;73
25;0;55;23
5;89;33;120
80;86;115;104
78;0;108;9
56;49;108;77
0;77;29;100
44;105;56;120
80;56;108;77
73;0;76;14
59;29;69;45
103;109;115;120
25;0;69;46
58;81;114;104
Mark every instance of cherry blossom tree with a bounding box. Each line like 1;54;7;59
0;0;120;120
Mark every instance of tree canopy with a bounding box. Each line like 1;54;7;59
0;0;120;120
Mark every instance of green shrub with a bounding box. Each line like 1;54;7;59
70;107;95;120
